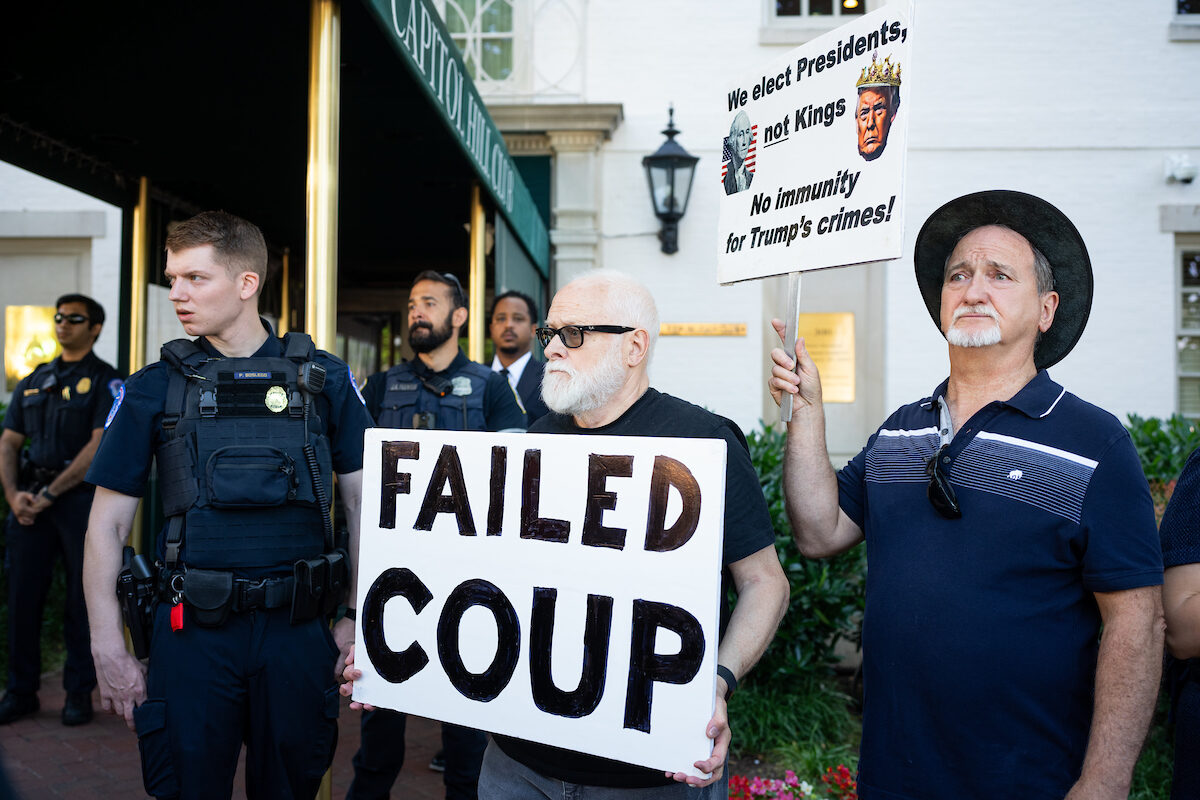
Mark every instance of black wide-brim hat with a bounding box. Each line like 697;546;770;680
914;190;1093;370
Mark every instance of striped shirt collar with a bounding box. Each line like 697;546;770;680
928;369;1065;420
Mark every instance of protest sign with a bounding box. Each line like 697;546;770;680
717;2;914;285
353;428;728;779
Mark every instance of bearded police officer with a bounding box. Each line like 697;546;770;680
0;294;122;726
82;211;372;799
348;270;525;800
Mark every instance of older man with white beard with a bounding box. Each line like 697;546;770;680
769;191;1164;800
481;269;789;798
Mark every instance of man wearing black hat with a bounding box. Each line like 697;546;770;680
768;191;1164;799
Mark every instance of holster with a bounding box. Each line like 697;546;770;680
17;452;60;493
180;569;234;628
116;546;156;658
291;551;349;623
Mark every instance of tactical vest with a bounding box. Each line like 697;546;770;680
377;359;490;431
155;334;333;569
18;359;97;468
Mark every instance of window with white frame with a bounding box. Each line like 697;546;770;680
437;0;517;86
773;0;866;22
1177;238;1200;416
762;0;868;45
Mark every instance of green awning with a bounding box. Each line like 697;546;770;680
363;0;550;274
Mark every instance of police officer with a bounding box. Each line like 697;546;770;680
0;294;122;726
82;211;372;799
349;270;525;800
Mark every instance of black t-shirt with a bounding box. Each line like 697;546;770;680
494;388;776;788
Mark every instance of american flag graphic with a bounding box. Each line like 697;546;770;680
720;125;757;182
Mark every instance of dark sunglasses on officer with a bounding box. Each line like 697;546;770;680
54;313;90;325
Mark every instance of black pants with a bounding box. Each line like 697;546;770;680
4;489;96;697
135;604;340;799
347;708;486;800
1174;678;1200;799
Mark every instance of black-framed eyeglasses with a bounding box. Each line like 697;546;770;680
535;325;635;349
54;313;90;325
925;445;962;520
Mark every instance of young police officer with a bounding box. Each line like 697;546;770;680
83;211;373;799
0;294;122;726
348;270;525;800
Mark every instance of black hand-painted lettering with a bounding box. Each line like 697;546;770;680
521;449;569;543
528;587;612;718
414;444;476;534
623;600;705;733
487;445;506;536
437;579;520;702
644;456;701;552
379;441;420;529
362;567;433;684
581;454;633;550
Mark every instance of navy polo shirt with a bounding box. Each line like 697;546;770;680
838;370;1161;800
88;322;372;499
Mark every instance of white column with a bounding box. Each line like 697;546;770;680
547;130;605;284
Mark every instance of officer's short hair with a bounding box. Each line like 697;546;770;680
165;211;268;292
489;290;538;324
412;269;468;320
56;293;105;342
55;293;105;327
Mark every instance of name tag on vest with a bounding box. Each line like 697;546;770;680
389;382;420;392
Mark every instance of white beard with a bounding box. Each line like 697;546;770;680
541;342;627;416
946;304;1002;348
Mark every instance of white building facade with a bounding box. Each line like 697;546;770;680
465;0;1200;459
2;1;1197;462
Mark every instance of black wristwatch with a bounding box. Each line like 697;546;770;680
716;665;737;700
40;487;58;503
342;607;357;621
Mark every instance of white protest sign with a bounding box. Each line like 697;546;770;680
353;428;728;779
717;2;914;285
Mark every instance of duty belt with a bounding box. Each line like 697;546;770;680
160;572;295;612
20;462;61;491
233;576;295;612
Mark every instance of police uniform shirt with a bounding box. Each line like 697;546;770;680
360;349;526;431
4;351;124;470
87;321;373;500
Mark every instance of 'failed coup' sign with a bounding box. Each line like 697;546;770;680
353;428;728;778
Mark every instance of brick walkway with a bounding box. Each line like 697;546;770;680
0;671;446;799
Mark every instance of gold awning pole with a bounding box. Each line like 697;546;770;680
468;184;486;362
306;0;341;352
307;4;340;800
128;177;150;555
129;177;150;373
279;248;291;335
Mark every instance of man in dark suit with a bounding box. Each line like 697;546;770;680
489;290;549;424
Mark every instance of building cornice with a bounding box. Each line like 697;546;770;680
487;103;623;140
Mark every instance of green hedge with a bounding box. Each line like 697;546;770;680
1126;413;1200;485
743;423;865;683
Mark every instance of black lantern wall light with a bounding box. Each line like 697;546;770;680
642;106;699;254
